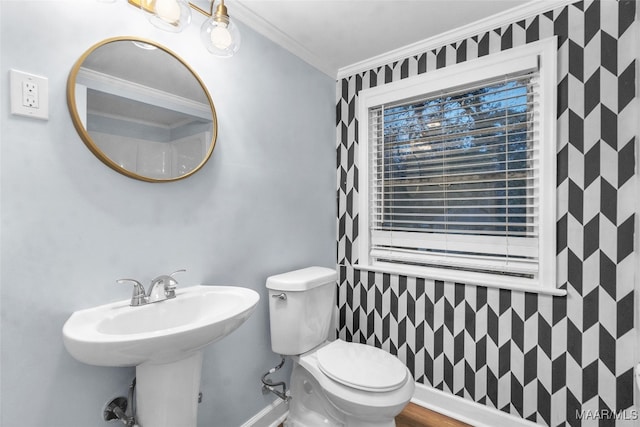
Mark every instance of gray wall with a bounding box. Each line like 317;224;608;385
0;2;335;426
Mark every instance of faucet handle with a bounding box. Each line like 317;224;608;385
165;269;186;298
117;279;147;306
169;269;186;278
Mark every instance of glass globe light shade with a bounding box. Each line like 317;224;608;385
140;0;192;33
200;17;241;58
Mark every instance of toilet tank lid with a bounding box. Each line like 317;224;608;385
266;267;337;291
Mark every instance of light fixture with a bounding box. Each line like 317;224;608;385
200;0;241;57
127;0;241;57
138;0;192;32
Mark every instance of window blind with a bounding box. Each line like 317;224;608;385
368;70;540;277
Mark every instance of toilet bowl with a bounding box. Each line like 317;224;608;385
288;340;415;427
266;267;414;427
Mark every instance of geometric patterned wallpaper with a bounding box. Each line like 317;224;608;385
335;1;637;425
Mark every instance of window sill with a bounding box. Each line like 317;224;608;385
352;263;567;296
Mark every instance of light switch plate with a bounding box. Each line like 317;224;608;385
10;69;49;120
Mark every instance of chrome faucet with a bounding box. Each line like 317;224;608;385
117;269;186;306
147;269;185;303
116;279;147;306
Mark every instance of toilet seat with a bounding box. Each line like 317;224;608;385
316;340;407;392
295;341;415;420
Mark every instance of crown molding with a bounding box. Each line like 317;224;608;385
76;68;211;120
337;0;574;79
230;0;574;80
232;0;337;77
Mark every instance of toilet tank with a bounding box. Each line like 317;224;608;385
266;267;337;355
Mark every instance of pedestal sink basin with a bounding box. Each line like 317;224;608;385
63;285;259;427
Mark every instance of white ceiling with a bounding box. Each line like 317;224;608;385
230;0;559;78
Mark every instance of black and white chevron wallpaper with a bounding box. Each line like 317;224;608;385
335;1;637;425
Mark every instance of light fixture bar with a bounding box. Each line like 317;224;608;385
126;0;240;57
189;1;214;17
127;0;214;17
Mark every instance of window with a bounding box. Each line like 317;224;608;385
357;38;558;292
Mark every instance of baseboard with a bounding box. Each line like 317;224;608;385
411;383;540;427
239;397;289;427
241;382;540;427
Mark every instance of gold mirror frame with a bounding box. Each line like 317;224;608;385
67;36;218;182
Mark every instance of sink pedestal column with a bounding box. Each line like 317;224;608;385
136;351;204;427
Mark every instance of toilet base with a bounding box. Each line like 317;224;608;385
285;360;403;427
344;421;395;427
285;417;395;427
286;363;345;426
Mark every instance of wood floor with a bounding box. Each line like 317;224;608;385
395;403;472;427
277;402;472;427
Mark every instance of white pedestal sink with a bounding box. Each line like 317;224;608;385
62;285;260;427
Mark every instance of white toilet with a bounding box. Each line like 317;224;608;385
267;266;414;427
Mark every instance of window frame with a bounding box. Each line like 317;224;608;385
356;37;562;295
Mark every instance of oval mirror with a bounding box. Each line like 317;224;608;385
67;37;217;182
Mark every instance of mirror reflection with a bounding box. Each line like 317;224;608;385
67;37;217;182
